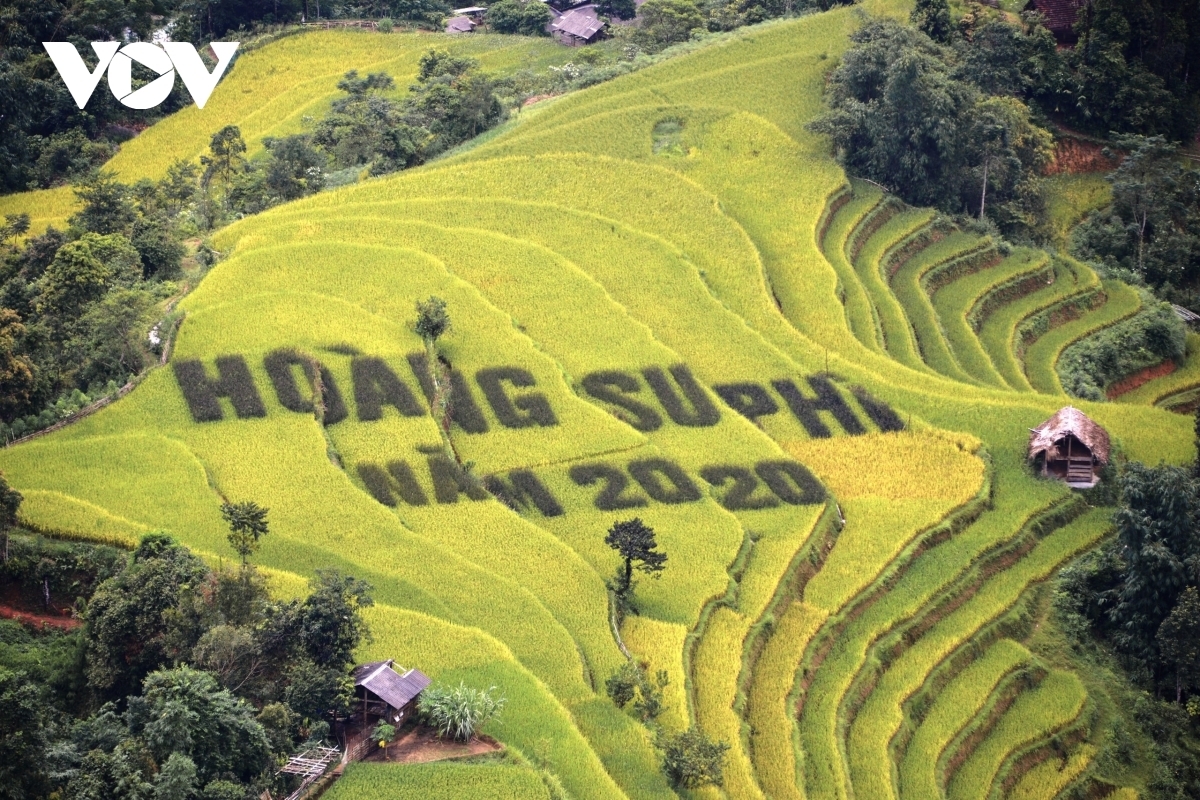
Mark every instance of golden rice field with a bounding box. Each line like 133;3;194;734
1;1;1193;797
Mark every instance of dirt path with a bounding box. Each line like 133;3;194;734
0;603;81;631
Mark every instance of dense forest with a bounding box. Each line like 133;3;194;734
0;518;377;799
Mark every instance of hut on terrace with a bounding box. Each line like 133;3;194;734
1024;0;1090;44
452;5;487;19
353;659;432;727
551;8;605;45
445;14;477;32
1028;406;1110;488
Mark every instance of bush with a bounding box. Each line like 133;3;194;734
377;17;394;32
418;682;506;740
487;0;552;35
660;727;729;788
1058;299;1187;399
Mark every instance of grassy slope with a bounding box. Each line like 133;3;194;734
0;5;1193;800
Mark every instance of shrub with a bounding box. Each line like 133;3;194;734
1058;299;1187;399
660;727;729;788
419;683;506;740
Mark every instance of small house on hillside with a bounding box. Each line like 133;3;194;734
551;8;605;45
1028;406;1110;488
445;15;477;33
353;660;431;725
452;5;488;19
1025;0;1090;43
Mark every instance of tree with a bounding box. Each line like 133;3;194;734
486;0;552;35
910;0;952;43
262;135;326;203
605;517;667;602
220;501;269;565
606;660;639;708
200;126;248;190
1157;586;1200;703
0;310;35;424
661;727;729;788
135;666;272;784
605;659;668;721
0;471;21;562
371;721;397;759
1109;135;1184;279
71;171;137;236
406;53;504;156
969;95;1052;225
1194;405;1200;480
312;72;405;170
298;570;374;670
955;20;1029;96
415;295;450;343
637;0;705;49
1109;463;1200;656
71;288;156;386
418;682;505;740
0;668;49;800
597;0;637;20
84;534;209;701
154;753;198;800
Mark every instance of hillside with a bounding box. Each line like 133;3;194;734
2;4;1194;799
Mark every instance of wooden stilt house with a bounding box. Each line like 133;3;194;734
1028;406;1110;488
352;660;431;727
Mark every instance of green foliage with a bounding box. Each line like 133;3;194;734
70;171;138;237
419;682;507;740
1073;135;1200;298
910;0;951;42
1110;463;1200;655
1157;586;1200;703
29;130;116;191
809;19;1051;232
201;127;250;192
84;534;209;702
605;518;667;602
134;665;272;784
635;0;706;50
154;752;198;800
488;0;553;36
415;295;451;342
220;500;270;564
299;570;375;670
0;667;50;799
605;660;669;721
660;727;729;788
1058;299;1187;400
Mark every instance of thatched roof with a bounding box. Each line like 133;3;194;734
1028;406;1110;464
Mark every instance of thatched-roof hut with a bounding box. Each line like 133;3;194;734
1028;406;1110;487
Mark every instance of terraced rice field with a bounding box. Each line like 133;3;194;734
0;2;1191;799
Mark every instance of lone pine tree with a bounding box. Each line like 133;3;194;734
605;517;667;603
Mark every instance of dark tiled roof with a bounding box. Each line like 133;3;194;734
1028;406;1111;464
552;9;605;39
1030;0;1088;35
354;660;432;709
445;15;476;32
